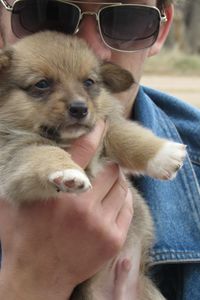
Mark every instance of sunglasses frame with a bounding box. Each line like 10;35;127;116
0;0;168;53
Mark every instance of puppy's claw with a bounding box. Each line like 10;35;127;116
146;142;187;180
48;169;91;193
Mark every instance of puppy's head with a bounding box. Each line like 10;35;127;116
0;31;135;144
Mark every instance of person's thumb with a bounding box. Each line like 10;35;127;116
68;119;107;169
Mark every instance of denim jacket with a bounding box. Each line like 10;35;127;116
132;86;200;300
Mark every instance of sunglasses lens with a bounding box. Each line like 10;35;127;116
11;0;80;38
100;6;160;51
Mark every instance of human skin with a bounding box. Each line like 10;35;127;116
0;1;174;299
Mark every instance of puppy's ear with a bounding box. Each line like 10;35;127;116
100;62;135;93
0;48;13;70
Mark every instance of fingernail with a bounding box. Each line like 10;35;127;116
122;258;132;272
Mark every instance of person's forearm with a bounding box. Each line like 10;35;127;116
0;283;73;300
0;271;73;300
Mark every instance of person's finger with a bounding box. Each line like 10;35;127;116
114;258;136;300
101;171;128;220
69;120;107;169
116;188;133;231
114;241;142;300
82;163;119;204
114;258;132;294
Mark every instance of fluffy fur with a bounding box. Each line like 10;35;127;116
0;31;186;299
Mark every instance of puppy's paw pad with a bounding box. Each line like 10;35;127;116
48;169;91;193
147;142;187;180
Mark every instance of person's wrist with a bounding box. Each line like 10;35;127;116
0;268;75;300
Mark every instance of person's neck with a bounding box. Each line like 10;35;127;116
118;85;139;119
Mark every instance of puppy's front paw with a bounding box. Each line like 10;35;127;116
146;142;187;180
48;169;91;193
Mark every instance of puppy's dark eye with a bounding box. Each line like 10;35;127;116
35;79;50;89
83;78;95;88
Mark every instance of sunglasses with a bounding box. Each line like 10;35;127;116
1;0;167;52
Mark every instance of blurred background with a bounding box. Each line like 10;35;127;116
142;0;200;108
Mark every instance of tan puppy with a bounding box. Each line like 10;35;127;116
0;31;186;299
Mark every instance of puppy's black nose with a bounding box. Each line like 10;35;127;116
68;102;88;119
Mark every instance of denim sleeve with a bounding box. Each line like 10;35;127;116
133;86;200;300
152;263;200;300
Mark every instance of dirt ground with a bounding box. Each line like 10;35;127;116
141;75;200;109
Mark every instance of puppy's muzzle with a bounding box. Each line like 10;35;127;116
68;102;88;119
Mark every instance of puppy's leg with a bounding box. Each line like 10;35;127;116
1;145;91;204
105;119;186;180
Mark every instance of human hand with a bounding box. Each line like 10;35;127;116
0;120;133;300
